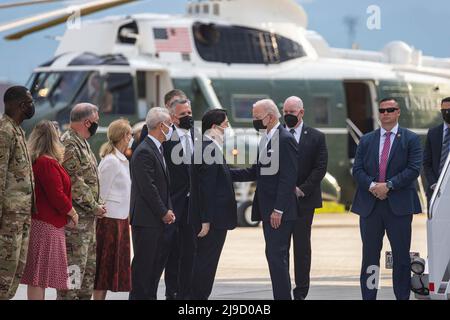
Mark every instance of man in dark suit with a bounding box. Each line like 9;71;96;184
231;99;299;300
283;96;328;300
188;109;237;300
129;107;176;300
351;98;422;300
423;97;450;206
162;96;197;300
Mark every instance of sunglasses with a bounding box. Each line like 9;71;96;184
379;108;399;114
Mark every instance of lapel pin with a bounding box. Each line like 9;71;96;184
304;131;308;135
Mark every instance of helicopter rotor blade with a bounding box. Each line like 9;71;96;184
0;0;136;40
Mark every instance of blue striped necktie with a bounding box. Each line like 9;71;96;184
439;128;450;175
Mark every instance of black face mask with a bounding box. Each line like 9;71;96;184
442;109;450;124
88;121;98;137
22;102;35;120
178;115;193;130
284;114;299;128
253;119;267;131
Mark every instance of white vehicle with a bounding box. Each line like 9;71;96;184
411;152;450;300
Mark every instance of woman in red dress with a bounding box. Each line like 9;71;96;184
21;120;78;300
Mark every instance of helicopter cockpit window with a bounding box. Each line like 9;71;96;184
193;23;306;64
75;72;135;115
232;94;270;122
29;71;89;108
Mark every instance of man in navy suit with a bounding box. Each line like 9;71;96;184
160;91;198;300
188;109;237;300
231;99;299;300
283;96;328;300
129;107;176;300
351;98;422;300
423;97;450;206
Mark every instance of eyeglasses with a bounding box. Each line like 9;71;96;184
379;108;399;114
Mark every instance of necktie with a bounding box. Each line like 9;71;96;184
378;131;392;183
290;128;296;135
439;128;450;175
182;134;193;164
159;145;167;169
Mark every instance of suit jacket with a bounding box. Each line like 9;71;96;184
129;136;172;227
189;139;237;234
98;151;131;220
162;126;195;222
423;124;445;200
231;124;299;222
351;127;422;217
293;124;328;210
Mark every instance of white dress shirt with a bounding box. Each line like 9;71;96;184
98;148;131;220
287;121;304;144
379;124;399;162
175;126;193;156
369;123;399;189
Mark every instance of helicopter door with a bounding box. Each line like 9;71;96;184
344;81;377;161
136;70;172;119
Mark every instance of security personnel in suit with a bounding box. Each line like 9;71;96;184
283;96;328;300
231;99;299;300
189;109;237;300
351;98;422;300
129;107;176;300
423;97;450;206
162;97;197;300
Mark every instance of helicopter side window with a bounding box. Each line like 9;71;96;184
313;96;330;125
193;23;306;64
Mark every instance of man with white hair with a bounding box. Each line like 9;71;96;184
129;107;176;300
283;96;328;300
231;99;299;300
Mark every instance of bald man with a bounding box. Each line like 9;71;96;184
283;96;328;300
57;103;107;300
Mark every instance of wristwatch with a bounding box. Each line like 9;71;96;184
386;180;394;190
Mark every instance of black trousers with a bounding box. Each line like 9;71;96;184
164;220;197;299
190;227;227;300
263;220;295;300
129;226;163;300
292;208;315;300
359;200;412;300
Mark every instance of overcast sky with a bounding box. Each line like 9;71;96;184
0;0;449;84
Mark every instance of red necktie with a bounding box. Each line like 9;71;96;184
378;131;392;182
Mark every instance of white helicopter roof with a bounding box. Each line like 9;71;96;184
46;0;450;83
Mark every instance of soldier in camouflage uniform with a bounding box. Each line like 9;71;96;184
56;103;106;300
0;86;36;299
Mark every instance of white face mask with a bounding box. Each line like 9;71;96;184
161;123;173;141
127;137;134;149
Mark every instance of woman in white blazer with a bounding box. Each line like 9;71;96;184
93;119;133;300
